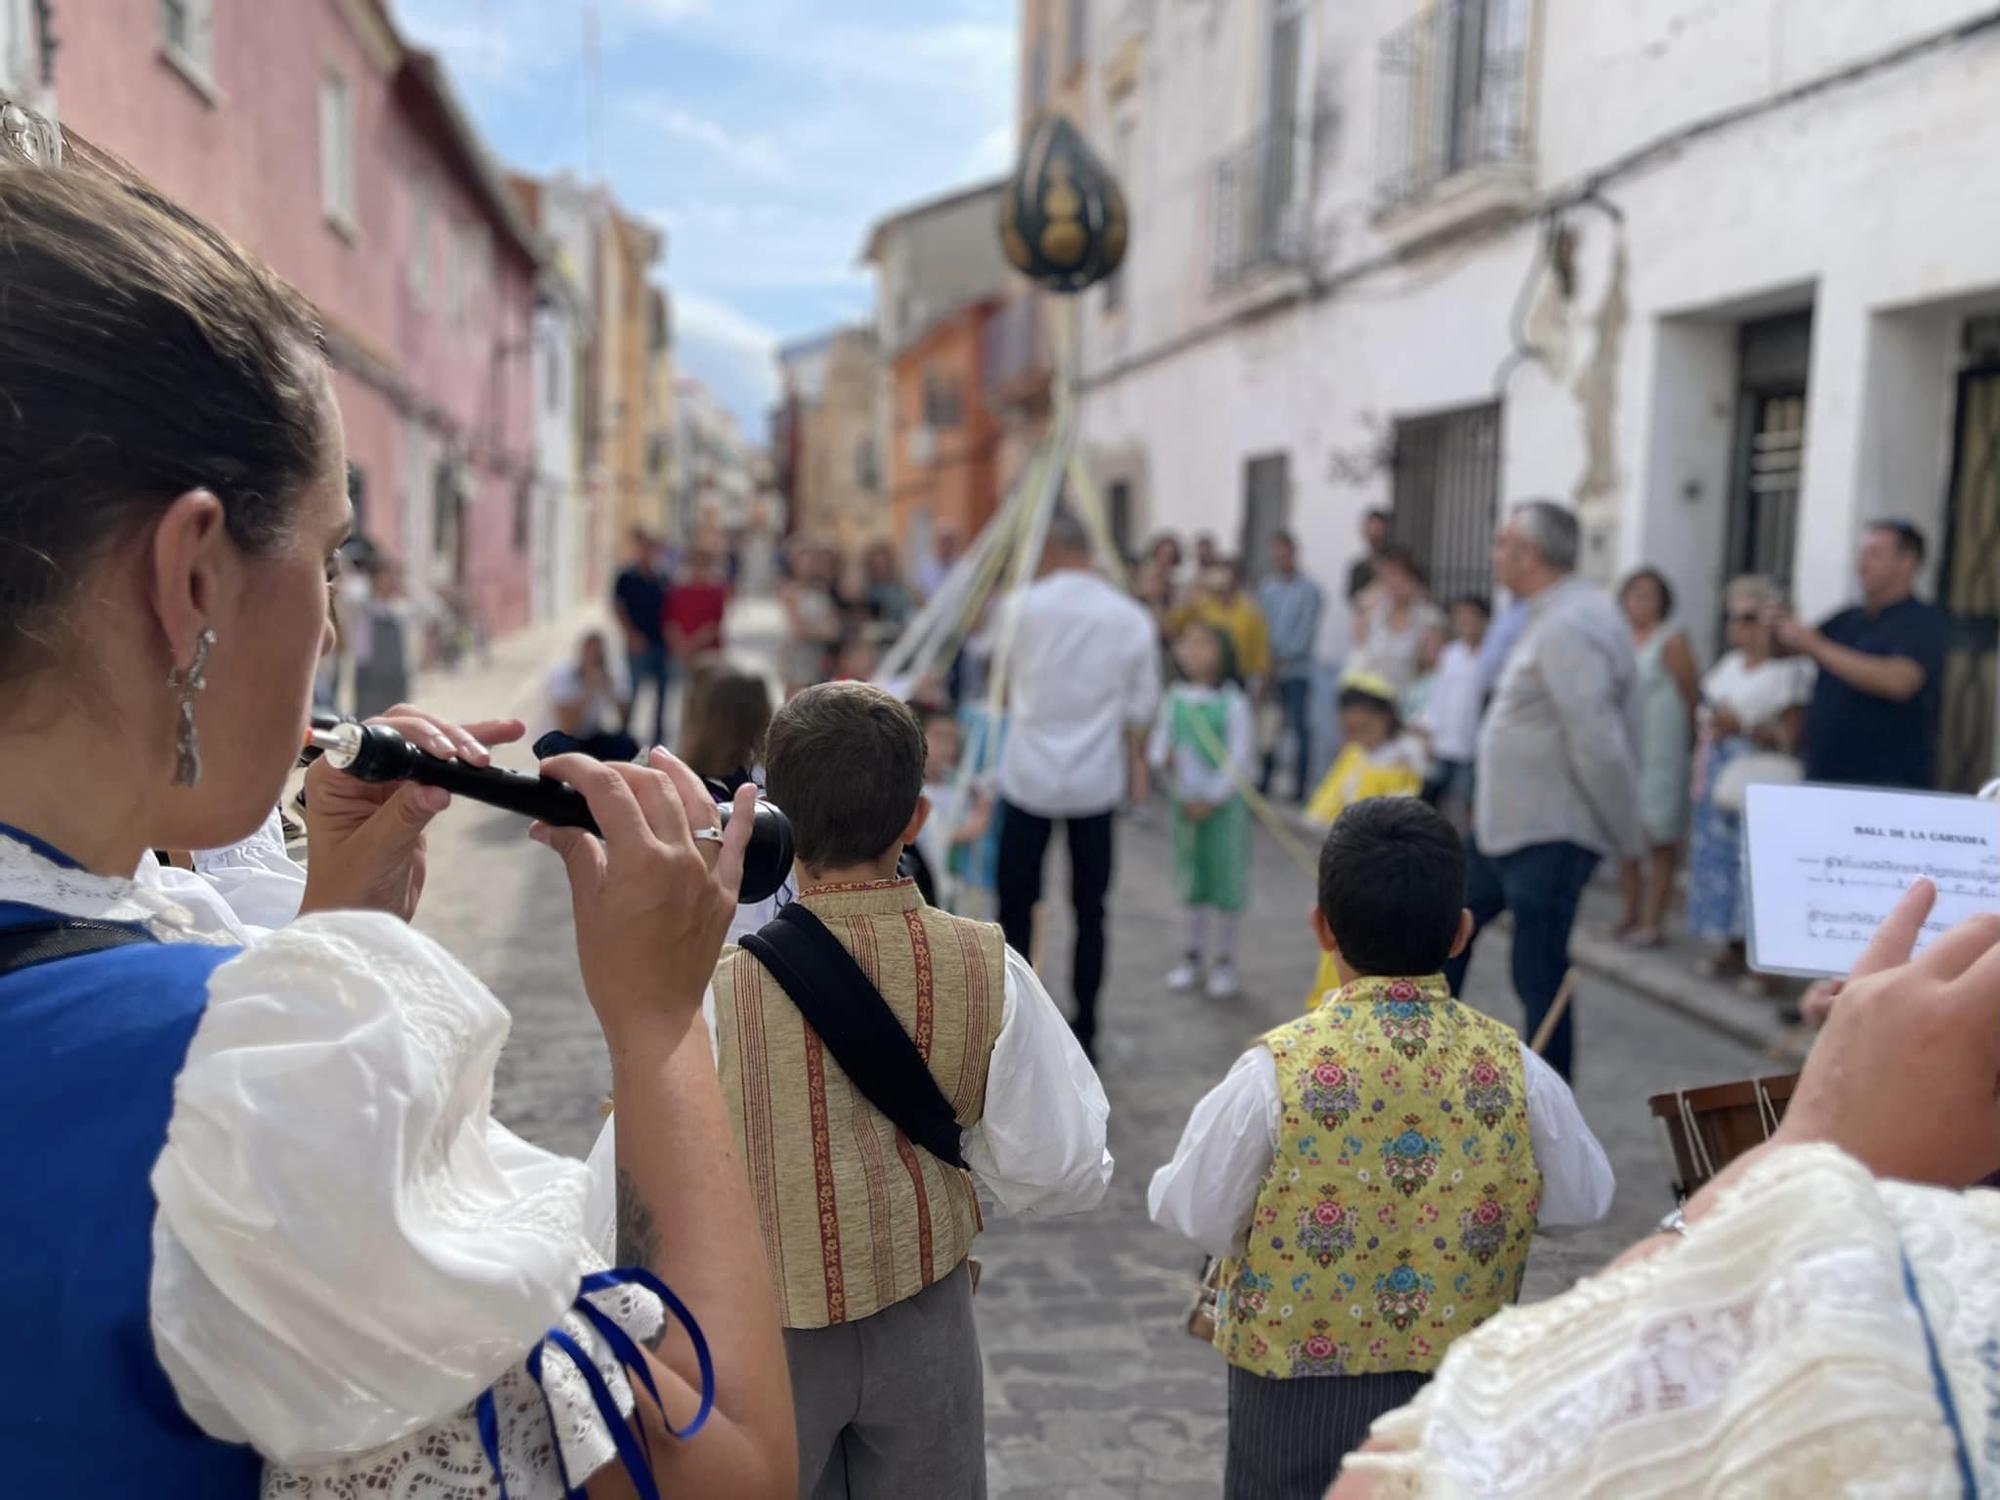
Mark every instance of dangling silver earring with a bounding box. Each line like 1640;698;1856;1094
168;627;217;789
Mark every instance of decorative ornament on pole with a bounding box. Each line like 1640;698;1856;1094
999;114;1128;294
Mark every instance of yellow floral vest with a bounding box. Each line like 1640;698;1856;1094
1215;974;1542;1379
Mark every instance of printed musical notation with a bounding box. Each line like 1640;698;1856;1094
1746;785;2000;978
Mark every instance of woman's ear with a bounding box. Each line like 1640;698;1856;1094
1448;908;1474;960
149;490;229;665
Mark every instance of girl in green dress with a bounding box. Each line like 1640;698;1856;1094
1149;621;1256;999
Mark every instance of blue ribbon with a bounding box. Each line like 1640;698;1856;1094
474;1265;716;1500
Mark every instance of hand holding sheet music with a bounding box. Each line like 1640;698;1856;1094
1744;784;2000;978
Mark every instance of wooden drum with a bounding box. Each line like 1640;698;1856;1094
1647;1073;1800;1200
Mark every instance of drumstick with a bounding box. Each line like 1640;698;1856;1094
1529;969;1580;1057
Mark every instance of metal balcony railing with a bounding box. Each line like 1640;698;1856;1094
1376;0;1533;211
1212;118;1310;287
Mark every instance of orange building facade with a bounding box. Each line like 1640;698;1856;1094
890;299;1003;557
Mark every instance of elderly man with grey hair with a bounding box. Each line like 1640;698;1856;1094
1442;500;1647;1080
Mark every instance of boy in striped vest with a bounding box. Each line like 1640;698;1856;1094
1149;798;1613;1500
720;682;1112;1499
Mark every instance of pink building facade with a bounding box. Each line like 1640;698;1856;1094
51;0;543;641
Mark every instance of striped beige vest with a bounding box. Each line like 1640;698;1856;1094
715;878;1007;1329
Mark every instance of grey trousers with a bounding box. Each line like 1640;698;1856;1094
1225;1367;1429;1500
785;1262;986;1500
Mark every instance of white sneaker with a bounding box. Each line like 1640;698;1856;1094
1207;965;1240;1000
1166;960;1202;993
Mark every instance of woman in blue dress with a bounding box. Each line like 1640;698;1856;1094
0;112;794;1496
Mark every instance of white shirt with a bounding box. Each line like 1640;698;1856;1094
1148;682;1255;804
134;806;307;940
997;570;1162;818
1420;639;1486;763
1148;1040;1614;1257
1701;649;1816;732
585;944;1113;1223
542;659;630;742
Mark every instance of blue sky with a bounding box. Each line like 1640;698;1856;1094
392;0;1018;438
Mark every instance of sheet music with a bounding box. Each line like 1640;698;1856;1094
1744;784;2000;978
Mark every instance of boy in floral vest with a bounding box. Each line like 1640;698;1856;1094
1149;797;1613;1500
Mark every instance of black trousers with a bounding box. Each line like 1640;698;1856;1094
1443;839;1599;1080
996;803;1114;1050
1226;1367;1428;1500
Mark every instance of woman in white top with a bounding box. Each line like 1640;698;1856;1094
1349;548;1445;699
0;117;793;1499
1685;575;1815;986
543;629;637;760
1330;879;2000;1498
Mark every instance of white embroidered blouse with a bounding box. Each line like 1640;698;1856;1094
1344;1143;1996;1496
0;833;662;1499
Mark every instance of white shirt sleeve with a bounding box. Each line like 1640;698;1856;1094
1518;1042;1616;1231
149;912;604;1465
1126;609;1164;730
1227;687;1256;779
1146;1046;1280;1258
1147;692;1174;772
960;946;1113;1216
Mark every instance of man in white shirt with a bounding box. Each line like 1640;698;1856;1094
995;511;1163;1060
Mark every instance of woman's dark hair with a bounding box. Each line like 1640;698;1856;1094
1375;546;1429;590
0;116;330;683
1619;567;1676;621
1318;798;1467;976
679;659;774;782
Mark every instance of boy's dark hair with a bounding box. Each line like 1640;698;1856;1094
765;682;926;868
1317;799;1467;976
1450;594;1492;618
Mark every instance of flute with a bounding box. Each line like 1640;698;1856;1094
305;716;795;904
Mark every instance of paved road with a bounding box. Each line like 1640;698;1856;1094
409;610;1765;1499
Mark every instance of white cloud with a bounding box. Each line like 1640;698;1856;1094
959;122;1016;179
622;100;788;180
672;293;782;431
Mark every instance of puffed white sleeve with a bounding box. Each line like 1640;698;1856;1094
149;911;662;1487
959;947;1113;1215
1147;1047;1281;1258
1517;1042;1616;1231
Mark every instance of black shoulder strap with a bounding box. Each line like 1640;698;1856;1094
0;919;152;978
740;904;969;1170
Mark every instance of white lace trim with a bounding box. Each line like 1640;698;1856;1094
1347;1145;1974;1497
0;828;228;945
263;1268;669;1500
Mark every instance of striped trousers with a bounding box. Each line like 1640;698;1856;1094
1225;1367;1430;1500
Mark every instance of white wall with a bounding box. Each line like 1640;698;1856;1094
1079;0;2000;693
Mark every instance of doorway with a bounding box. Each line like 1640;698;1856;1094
1240;453;1291;585
1938;342;2000;792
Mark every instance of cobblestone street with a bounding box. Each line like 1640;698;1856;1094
410;609;1767;1498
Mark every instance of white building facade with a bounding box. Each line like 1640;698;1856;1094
1074;0;2000;792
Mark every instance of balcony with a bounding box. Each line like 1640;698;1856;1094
1376;0;1534;218
1212;120;1311;288
982;292;1052;417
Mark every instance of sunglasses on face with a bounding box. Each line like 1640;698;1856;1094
1727;612;1763;625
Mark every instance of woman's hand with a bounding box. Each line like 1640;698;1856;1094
1707;705;1744;740
1773;879;2000;1186
299;708;524;921
533;747;755;1052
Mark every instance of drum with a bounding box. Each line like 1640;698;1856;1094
1648;1073;1799;1199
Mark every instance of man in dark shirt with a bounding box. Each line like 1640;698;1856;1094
612;530;671;749
1346;508;1393;603
1781;520;1951;789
